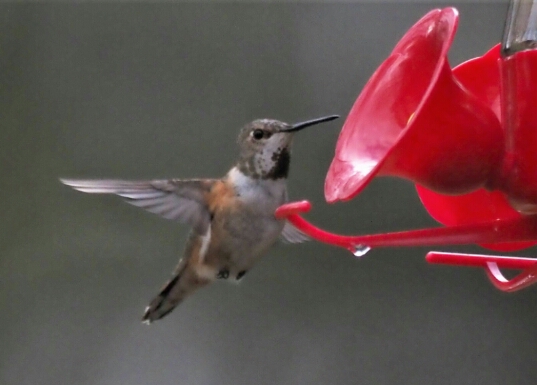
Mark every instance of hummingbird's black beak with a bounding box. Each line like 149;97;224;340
283;115;339;133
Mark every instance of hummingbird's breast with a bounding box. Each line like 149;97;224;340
200;168;287;273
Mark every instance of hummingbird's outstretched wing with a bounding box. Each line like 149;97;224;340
280;221;310;243
60;178;215;234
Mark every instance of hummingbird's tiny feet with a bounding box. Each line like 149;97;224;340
236;270;247;280
217;268;230;279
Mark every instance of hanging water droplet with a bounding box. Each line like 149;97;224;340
349;244;371;258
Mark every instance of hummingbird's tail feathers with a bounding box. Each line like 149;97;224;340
141;263;211;324
142;273;182;324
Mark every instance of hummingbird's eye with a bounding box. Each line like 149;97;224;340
252;129;264;140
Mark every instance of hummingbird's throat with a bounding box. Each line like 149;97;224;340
237;148;291;180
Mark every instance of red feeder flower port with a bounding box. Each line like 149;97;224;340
276;4;537;292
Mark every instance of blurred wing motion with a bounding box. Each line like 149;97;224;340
280;221;310;243
60;178;215;234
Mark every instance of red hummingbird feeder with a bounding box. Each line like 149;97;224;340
276;2;537;292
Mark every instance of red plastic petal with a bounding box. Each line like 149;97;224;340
325;8;458;202
325;8;503;202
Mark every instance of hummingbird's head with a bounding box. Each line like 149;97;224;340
236;115;339;180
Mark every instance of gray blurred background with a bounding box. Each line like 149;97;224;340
2;2;536;385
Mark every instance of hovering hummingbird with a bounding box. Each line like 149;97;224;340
61;115;338;323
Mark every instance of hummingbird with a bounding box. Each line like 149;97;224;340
61;114;338;324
